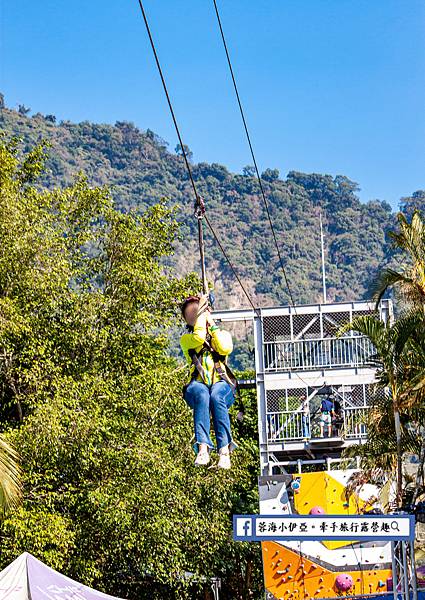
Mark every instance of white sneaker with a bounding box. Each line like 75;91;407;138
195;450;210;467
218;451;231;470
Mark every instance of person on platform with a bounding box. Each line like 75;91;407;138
320;395;334;438
299;395;310;440
332;398;344;436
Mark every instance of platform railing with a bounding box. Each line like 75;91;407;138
267;406;368;443
267;411;309;442
264;335;375;372
343;407;368;439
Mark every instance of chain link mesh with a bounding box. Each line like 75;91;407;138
322;311;350;336
266;387;308;412
293;313;321;338
262;306;374;344
262;315;291;342
267;384;375;413
263;310;378;342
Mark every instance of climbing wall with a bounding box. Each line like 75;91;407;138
259;471;393;600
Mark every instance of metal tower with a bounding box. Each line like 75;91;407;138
214;299;393;475
214;299;420;600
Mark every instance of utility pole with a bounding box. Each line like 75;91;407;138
319;212;327;304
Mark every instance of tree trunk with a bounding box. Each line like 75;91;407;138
412;429;425;506
394;408;403;506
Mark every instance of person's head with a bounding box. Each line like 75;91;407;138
181;296;200;328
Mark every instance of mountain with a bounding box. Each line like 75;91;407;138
0;97;422;314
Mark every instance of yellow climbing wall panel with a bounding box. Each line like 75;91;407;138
293;471;367;550
262;541;391;600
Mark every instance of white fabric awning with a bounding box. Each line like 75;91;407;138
0;552;125;599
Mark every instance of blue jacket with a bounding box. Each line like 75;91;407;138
321;398;334;413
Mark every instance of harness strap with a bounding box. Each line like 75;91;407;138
188;335;238;391
189;349;208;383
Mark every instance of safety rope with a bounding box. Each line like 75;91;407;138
195;198;208;295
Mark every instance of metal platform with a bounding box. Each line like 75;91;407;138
214;299;393;475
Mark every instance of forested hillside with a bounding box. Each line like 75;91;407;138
2;97;423;311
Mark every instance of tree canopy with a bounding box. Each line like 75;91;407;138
340;211;425;508
0;137;262;599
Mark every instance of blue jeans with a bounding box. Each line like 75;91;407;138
302;415;310;438
184;380;236;453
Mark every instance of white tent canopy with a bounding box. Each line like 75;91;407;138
0;552;125;600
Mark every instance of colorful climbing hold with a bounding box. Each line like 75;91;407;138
335;574;354;591
310;506;325;515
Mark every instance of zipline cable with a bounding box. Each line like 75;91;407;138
135;0;207;294
212;0;296;308
136;0;260;315
136;0;197;205
196;203;209;295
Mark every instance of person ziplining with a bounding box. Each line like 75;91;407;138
135;0;294;468
180;294;238;469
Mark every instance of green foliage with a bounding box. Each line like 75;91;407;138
0;139;262;598
261;168;279;182
372;210;425;308
17;105;30;116
242;165;255;177
0;101;411;315
1;507;75;571
400;191;425;219
175;144;193;162
339;211;425;504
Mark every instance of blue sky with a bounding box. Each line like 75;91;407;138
1;0;424;209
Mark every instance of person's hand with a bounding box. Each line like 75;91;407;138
236;410;244;422
206;310;216;327
197;294;209;316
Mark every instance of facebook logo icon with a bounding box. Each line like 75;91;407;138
235;517;253;538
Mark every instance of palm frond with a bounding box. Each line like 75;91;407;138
337;315;386;346
389;212;425;264
392;308;425;358
371;269;412;307
0;436;22;514
381;211;425;307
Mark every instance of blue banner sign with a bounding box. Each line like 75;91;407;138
233;514;414;542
